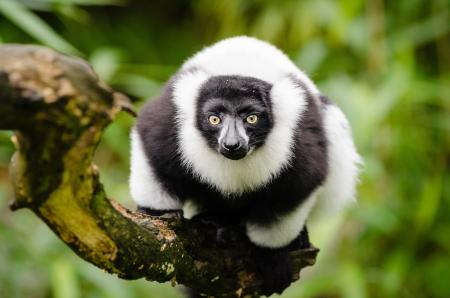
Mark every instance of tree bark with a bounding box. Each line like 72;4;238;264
0;45;318;298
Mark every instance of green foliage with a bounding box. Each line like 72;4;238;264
0;0;448;297
0;0;79;54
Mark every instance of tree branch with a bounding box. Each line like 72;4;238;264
0;45;318;298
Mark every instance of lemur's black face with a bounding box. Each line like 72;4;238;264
196;75;273;160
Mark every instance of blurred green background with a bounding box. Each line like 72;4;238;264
0;0;448;297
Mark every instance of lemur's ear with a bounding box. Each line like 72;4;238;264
251;80;273;109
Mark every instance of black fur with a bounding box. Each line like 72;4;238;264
137;206;181;217
136;72;328;295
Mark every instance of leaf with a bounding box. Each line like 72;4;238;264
0;0;80;54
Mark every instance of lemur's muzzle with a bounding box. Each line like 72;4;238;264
218;117;249;160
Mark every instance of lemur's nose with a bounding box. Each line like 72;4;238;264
223;141;241;151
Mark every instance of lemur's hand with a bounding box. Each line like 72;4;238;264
191;212;241;247
288;226;311;251
253;246;293;296
136;206;182;218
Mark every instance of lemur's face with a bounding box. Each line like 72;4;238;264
196;75;273;160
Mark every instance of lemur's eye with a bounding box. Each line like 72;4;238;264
246;115;258;124
208;115;221;125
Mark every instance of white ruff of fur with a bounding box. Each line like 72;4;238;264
129;129;182;210
172;71;307;196
182;36;319;93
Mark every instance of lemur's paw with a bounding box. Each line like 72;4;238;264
191;213;240;247
215;227;241;247
253;247;293;296
136;206;182;218
191;212;221;228
288;226;311;251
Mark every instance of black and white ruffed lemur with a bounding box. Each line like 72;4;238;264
129;36;361;295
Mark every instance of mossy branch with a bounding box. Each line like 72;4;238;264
0;44;318;298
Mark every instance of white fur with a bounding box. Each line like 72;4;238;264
246;189;319;248
182;200;202;219
172;73;307;196
311;105;362;218
182;36;319;94
129;128;182;210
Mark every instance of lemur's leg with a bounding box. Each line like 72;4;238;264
130;129;182;216
246;192;318;295
290;225;311;250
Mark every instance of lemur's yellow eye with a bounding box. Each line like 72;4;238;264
246;115;258;124
208;115;221;125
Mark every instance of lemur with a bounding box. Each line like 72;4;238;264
130;36;361;295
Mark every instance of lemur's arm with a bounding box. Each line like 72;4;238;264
245;192;318;295
246;193;317;249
